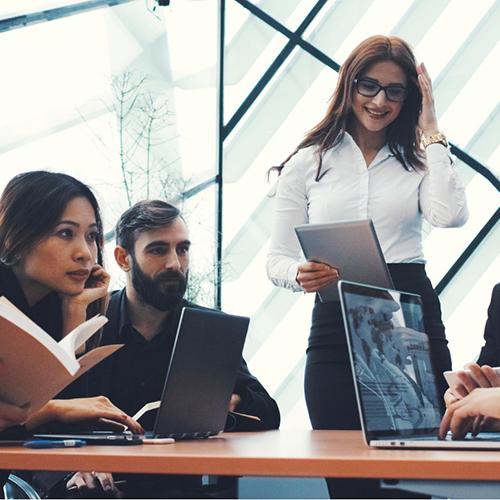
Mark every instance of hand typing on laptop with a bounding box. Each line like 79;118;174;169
25;396;144;434
439;387;500;439
442;364;500;438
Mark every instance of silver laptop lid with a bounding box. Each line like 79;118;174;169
338;280;442;443
294;220;394;302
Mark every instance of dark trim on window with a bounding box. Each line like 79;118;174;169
436;208;500;295
0;0;135;33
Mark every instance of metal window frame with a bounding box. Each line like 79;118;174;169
1;0;497;305
0;0;135;33
218;0;499;304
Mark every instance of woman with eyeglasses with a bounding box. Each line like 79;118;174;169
267;35;468;498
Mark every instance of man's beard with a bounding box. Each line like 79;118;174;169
131;259;187;311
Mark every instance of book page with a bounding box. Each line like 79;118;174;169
132;401;161;421
0;317;77;411
58;315;109;356
71;344;123;379
0;297;77;374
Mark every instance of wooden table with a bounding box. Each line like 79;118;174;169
2;430;500;481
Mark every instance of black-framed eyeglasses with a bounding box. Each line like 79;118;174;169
354;78;408;102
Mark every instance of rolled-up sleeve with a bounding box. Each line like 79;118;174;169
266;151;309;291
419;144;469;228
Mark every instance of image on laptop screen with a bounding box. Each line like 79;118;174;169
340;281;442;435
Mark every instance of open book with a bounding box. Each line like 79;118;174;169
0;296;123;416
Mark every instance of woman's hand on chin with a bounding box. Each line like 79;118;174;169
60;265;110;335
61;264;110;309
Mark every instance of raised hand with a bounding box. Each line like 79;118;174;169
417;62;439;137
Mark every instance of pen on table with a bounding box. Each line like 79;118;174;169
24;439;87;449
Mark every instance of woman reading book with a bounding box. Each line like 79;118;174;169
0;171;142;495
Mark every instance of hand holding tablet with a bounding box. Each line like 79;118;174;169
444;364;500;398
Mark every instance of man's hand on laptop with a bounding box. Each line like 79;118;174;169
439;387;500;439
228;394;241;412
296;261;339;292
66;471;120;497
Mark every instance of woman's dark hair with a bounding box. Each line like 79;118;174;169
0;171;105;322
272;35;424;181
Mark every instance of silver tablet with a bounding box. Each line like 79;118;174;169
294;219;394;302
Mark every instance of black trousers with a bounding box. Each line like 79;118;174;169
304;264;450;498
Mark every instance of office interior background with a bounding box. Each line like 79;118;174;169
0;0;498;431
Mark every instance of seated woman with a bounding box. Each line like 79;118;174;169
0;171;142;496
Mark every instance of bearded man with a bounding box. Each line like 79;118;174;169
63;200;279;498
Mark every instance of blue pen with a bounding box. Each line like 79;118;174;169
24;439;87;449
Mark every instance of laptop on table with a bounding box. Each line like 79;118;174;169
149;307;249;439
338;280;500;450
36;307;249;443
295;219;394;302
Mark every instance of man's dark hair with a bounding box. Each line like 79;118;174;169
116;199;182;253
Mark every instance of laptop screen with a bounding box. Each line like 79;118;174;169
339;281;442;440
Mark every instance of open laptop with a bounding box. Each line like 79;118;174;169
148;307;249;439
295;220;393;302
338;280;500;450
36;307;249;443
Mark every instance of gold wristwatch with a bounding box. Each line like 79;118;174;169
422;131;448;148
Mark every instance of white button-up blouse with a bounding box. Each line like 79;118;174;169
266;133;469;291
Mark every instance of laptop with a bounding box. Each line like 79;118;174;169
36;307;249;443
338;280;500;450
294;220;393;302
149;307;249;439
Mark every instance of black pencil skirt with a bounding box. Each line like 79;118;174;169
304;263;450;498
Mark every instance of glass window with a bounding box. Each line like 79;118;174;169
222;0;500;429
0;0;218;304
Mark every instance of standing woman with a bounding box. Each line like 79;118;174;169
267;35;468;498
0;171;141;496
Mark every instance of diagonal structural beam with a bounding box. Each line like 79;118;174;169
224;0;333;140
0;0;135;33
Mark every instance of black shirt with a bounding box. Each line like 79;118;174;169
0;263;63;343
88;288;280;431
108;291;180;427
0;263;66;492
0;262;87;434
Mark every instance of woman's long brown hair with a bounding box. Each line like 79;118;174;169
272;35;424;181
0;171;107;347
